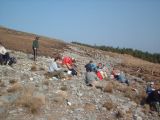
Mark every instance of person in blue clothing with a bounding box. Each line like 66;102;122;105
146;82;155;95
85;60;97;72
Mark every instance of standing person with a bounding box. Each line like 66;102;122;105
32;36;39;61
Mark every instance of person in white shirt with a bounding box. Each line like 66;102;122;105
0;42;7;55
48;56;66;79
0;42;10;65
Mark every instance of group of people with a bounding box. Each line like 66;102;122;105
84;60;129;87
47;55;77;80
1;36;160;113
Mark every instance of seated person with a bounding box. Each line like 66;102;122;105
48;56;66;79
146;89;160;113
146;82;155;95
85;69;107;89
62;56;77;76
0;42;15;66
85;60;97;72
112;69;129;85
97;63;108;79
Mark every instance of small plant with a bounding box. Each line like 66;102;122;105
142;104;150;114
30;65;37;71
103;82;113;93
60;85;67;91
16;85;45;114
0;81;5;87
9;79;17;84
103;100;114;111
43;79;49;86
116;110;124;118
40;67;45;71
7;83;22;93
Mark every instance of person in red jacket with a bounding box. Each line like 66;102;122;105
62;56;77;76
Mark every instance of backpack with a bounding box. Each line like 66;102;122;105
8;57;17;65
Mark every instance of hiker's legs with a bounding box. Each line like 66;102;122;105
33;48;36;61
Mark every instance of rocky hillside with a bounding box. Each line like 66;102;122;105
0;26;160;120
0;44;160;120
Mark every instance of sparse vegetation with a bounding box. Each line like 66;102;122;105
103;100;115;110
30;65;37;71
16;85;45;114
0;26;67;57
142;104;150;114
60;85;68;91
7;83;22;93
43;79;49;86
9;79;17;84
103;82;113;93
72;41;160;64
116;110;124;118
124;87;147;104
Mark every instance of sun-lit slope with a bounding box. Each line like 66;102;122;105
0;26;68;56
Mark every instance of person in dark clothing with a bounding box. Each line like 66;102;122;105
32;36;39;61
146;89;160;113
85;60;97;72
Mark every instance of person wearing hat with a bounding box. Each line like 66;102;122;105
32;36;39;61
146;82;155;95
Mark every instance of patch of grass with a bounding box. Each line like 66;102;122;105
116;110;124;118
9;79;17;84
30;65;37;71
43;79;49;86
124;87;147;104
103;82;113;93
16;85;45;114
60;85;67;91
142;104;150;114
0;81;5;87
84;103;96;111
103;100;115;111
7;83;22;93
39;67;45;71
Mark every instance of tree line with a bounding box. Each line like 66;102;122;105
72;41;160;64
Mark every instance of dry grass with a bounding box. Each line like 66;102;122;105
103;100;115;111
103;82;114;93
0;81;5;87
0;26;68;57
43;79;49;86
116;109;124;118
60;85;68;91
7;83;22;93
30;65;37;71
84;103;96;111
9;79;17;84
124;87;147;104
142;104;150;114
16;85;45;114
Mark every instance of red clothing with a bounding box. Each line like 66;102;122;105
96;71;103;80
62;56;73;65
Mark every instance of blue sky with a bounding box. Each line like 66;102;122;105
0;0;160;53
